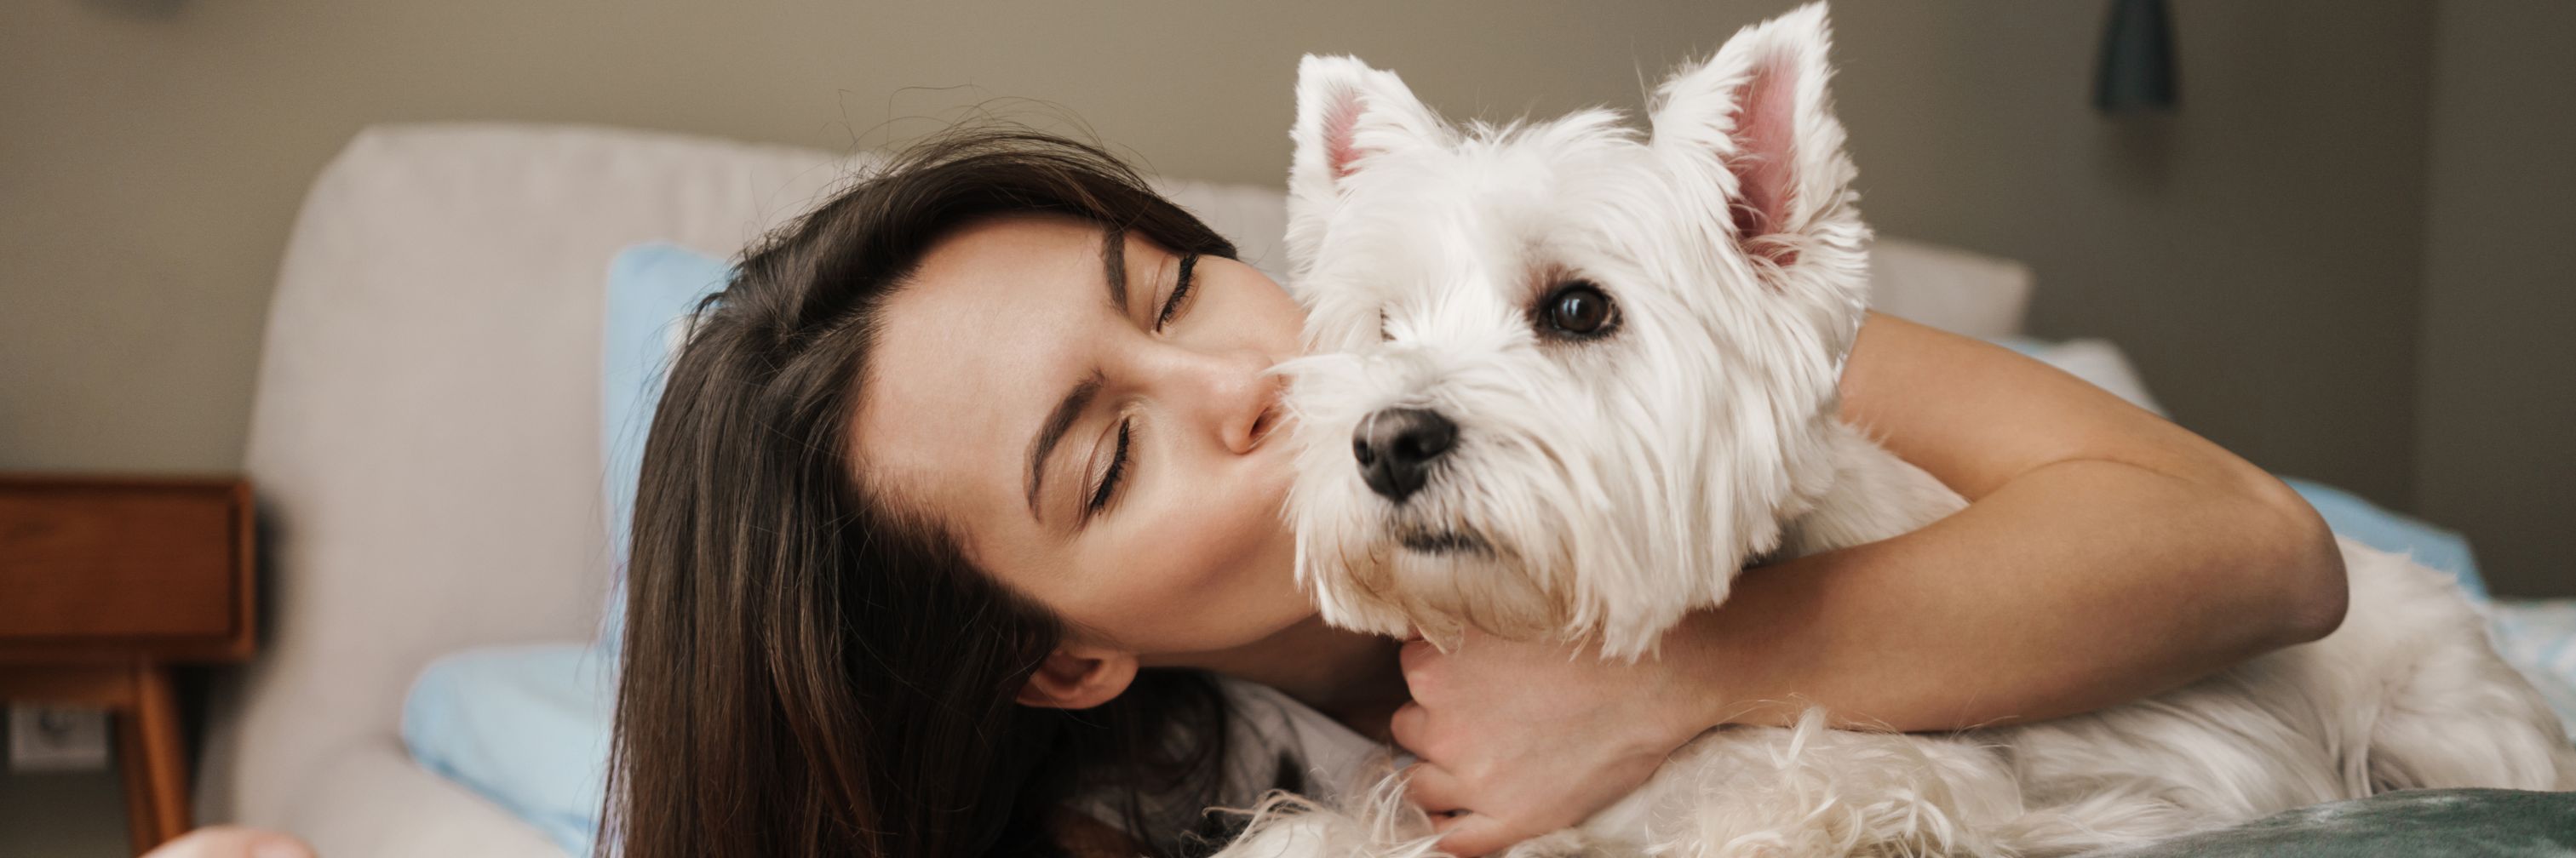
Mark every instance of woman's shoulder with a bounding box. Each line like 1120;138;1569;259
1215;675;1391;801
1072;676;1395;852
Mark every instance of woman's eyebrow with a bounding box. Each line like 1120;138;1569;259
1101;226;1129;314
1022;228;1133;525
1025;369;1105;523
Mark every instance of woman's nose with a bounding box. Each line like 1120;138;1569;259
1162;346;1283;455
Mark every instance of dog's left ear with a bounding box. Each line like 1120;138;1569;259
1650;2;1867;289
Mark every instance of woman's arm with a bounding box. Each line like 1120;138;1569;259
1690;312;2346;729
1395;313;2348;856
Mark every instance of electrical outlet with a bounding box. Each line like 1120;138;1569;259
9;705;112;772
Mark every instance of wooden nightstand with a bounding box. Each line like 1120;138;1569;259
0;475;255;855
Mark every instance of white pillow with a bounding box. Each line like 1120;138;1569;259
1867;236;2034;340
1995;336;2167;417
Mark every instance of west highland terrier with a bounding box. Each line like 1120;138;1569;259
1229;3;2575;856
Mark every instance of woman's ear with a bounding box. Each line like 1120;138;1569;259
1015;644;1140;710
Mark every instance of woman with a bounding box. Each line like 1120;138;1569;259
607;127;2346;858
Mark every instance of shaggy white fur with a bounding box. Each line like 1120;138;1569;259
1225;3;2576;856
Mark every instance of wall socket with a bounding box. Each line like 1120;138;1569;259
8;705;112;772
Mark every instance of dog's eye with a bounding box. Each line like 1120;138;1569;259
1537;281;1618;340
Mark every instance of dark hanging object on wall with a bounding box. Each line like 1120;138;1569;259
2095;0;2179;112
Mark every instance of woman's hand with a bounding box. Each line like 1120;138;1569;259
1391;631;1716;857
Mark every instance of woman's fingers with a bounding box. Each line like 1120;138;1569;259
1398;638;1444;697
1410;769;1509;856
1432;813;1516;858
1388;700;1431;754
1402;763;1466;815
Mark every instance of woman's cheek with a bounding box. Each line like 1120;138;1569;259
1158;497;1258;597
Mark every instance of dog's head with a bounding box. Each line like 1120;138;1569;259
1275;3;1871;657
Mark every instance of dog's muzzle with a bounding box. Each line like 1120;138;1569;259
1352;407;1454;502
1396;525;1491;557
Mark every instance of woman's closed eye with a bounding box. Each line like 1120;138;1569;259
1154;254;1202;332
1085;417;1133;519
1082;253;1204;523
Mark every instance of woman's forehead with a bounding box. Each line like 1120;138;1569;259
847;216;1114;538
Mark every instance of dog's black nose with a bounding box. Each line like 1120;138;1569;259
1353;408;1456;502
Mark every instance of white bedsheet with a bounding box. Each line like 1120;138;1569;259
2492;598;2576;738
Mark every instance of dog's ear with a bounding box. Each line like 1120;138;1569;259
1287;54;1445;269
1649;2;1867;288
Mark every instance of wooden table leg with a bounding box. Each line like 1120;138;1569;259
117;661;189;855
1;661;192;853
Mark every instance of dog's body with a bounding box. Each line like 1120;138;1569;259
1222;3;2574;855
1494;432;2570;856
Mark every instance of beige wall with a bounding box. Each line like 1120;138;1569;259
0;3;2557;581
2416;0;2576;599
1811;2;2435;512
0;0;1752;476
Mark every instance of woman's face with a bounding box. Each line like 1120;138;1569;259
853;214;1311;658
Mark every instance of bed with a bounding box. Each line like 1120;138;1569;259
205;123;2576;857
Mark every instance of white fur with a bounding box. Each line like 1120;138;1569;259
1228;3;2576;856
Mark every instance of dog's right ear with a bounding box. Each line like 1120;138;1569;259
1287;55;1444;270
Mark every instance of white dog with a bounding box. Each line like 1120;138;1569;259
1228;4;2576;856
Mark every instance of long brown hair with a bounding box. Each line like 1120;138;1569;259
607;128;1263;858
